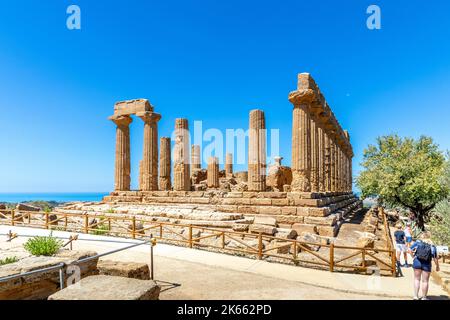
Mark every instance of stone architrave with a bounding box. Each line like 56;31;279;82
137;112;161;191
159;137;171;191
110;115;132;191
248;110;267;191
207;156;219;188
173;118;191;191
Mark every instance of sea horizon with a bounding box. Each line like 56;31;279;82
0;192;109;203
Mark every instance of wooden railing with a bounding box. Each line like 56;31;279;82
0;208;397;276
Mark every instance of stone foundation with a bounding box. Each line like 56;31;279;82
102;190;362;237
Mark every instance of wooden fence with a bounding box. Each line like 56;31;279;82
0;208;397;276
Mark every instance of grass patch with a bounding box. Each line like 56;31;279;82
0;256;18;266
23;233;63;256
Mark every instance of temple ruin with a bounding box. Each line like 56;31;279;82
104;73;362;237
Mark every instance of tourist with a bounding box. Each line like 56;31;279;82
409;232;440;300
404;222;413;247
394;224;408;267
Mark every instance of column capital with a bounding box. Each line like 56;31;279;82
109;115;132;127
136;112;162;123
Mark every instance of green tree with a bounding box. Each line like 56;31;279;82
430;158;450;245
356;135;448;230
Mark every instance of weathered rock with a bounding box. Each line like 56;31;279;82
16;203;40;212
266;157;293;192
275;228;297;239
232;224;249;232
357;237;375;248
0;204;6;210
292;223;318;235
253;216;277;227
234;171;248;183
48;275;160;300
97;260;150;280
248;224;276;235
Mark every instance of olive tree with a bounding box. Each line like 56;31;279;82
356;135;448;230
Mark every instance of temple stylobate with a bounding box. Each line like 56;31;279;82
289;73;353;194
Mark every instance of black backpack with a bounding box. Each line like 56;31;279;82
415;242;432;262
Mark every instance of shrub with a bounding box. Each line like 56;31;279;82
23;233;63;256
92;224;110;236
430;200;450;246
0;256;18;266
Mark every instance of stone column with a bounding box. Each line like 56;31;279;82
318;126;325;192
248;110;267;191
324;132;331;192
310;119;320;192
138;160;143;190
207;156;219;188
225;153;233;177
330;138;336;192
336;143;341;192
291;105;311;192
159;137;171;191
138;112;161;191
173;118;191;191
111;116;132;191
191;145;201;175
348;153;353;192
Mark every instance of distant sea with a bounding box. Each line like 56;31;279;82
0;192;108;203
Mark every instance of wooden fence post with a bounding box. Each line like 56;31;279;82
391;249;397;277
361;249;366;269
329;243;335;272
132;216;136;239
84;215;89;234
189;224;193;248
11;210;15;227
64;215;68;231
221;232;225;249
258;233;263;260
159;224;163;239
293;241;297;261
45;212;49;229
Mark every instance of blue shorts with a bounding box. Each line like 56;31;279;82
406;236;412;243
413;258;432;272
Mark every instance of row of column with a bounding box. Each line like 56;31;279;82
111;103;352;193
290;105;353;193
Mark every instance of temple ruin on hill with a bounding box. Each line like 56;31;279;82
103;73;362;237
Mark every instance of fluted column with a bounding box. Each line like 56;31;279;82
248;110;266;191
291;105;311;192
330;138;336;192
225;153;233;177
191;145;201;175
348;153;353;191
324;132;331;191
173;118;191;191
207;156;219;188
159;137;171;191
318;126;325;192
111;116;132;191
138;112;161;191
310;119;320;192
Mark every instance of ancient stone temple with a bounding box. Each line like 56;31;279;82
104;73;361;238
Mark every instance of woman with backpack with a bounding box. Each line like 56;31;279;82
409;233;440;300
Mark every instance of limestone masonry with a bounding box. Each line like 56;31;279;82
104;73;362;237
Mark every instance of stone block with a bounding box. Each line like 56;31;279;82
292;223;318;235
317;225;339;237
258;206;282;215
97;260;150;280
16;203;40;212
48;275;160;300
248;224;276;235
250;198;272;206
253;216;277;226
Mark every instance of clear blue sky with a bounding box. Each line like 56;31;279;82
1;0;449;192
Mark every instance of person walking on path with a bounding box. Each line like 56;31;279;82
394;224;409;267
409;232;440;300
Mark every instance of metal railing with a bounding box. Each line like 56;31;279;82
0;207;397;276
0;236;156;290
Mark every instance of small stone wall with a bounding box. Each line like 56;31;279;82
0;250;98;300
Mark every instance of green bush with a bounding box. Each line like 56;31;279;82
430;200;450;246
0;256;18;266
23;233;63;256
92;224;110;236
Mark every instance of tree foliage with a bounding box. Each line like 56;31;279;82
430;158;450;245
356;135;448;230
